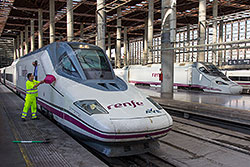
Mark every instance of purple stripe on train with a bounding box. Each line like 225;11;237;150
237;82;250;85
129;81;222;91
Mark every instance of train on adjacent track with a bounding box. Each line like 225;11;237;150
224;70;250;93
0;42;173;157
114;62;243;94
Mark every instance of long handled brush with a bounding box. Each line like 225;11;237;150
12;139;50;143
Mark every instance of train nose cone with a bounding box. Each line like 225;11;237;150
230;85;243;94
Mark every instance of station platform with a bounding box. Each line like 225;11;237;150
137;86;250;125
0;83;107;167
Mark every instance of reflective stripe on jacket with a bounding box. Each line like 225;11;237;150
26;80;40;97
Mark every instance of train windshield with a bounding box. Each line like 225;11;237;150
202;63;230;81
74;48;114;80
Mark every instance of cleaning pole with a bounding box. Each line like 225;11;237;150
12;139;50;143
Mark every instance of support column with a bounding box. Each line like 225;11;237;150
139;41;142;64
212;0;218;64
198;0;206;62
178;33;181;62
143;18;148;65
137;41;140;64
131;42;134;65
20;31;24;57
25;25;29;54
127;39;130;65
206;24;209;62
230;22;233;59
134;41;136;64
50;0;55;43
218;20;223;67
244;19;247;59
224;24;227;62
30;19;35;52
157;37;160;63
192;30;194;62
182;32;184;62
80;23;84;41
16;35;20;58
124;27;128;66
147;0;154;64
97;0;106;51
161;0;176;98
38;9;43;48
116;7;121;68
13;38;17;60
186;24;190;62
67;0;74;42
134;41;137;64
107;32;111;60
237;21;240;60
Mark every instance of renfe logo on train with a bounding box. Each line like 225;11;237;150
152;73;160;78
107;100;144;110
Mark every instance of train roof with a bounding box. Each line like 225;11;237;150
20;42;101;59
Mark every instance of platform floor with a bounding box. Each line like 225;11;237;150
0;83;107;167
137;86;250;111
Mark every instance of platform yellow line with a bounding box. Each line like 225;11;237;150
3;105;33;167
10;120;33;167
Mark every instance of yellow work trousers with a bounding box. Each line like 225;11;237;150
21;96;37;119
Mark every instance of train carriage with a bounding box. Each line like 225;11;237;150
224;70;250;93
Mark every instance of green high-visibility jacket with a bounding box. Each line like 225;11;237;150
26;80;40;98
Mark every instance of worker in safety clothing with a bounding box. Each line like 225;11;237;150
21;73;45;121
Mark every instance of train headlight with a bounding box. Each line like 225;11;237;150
146;97;163;110
74;100;108;115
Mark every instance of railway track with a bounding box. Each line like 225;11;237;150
170;124;250;156
94;152;177;167
164;109;250;156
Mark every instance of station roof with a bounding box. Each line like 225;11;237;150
0;0;250;55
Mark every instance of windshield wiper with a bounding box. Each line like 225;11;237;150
80;54;95;68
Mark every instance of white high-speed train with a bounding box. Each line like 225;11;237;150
114;63;242;94
224;70;250;93
0;42;173;157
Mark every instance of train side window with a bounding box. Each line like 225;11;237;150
229;76;239;81
62;56;76;72
239;77;250;81
59;53;79;78
6;73;13;82
199;67;209;74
